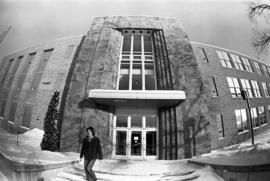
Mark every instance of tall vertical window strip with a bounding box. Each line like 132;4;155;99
258;106;266;125
262;82;270;97
231;54;244;70
254;62;262;75
235;109;248;133
207;76;218;97
36;49;53;72
198;47;209;63
251;80;261;98
241;57;253;72
118;30;156;90
217;50;232;68
216;114;225;138
226;77;241;98
0;59;13;88
240;79;253;98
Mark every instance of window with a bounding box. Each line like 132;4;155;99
207;76;218;97
118;30;156;90
261;64;269;77
226;77;241;98
216;114;225;138
268;105;270;121
198;47;209;63
262;82;270;97
258;106;266;125
235;109;248;133
22;104;33;128
217;50;232;68
241;57;253;72
231;54;244;70
0;100;6;117
8;102;17;122
254;62;262;75
240;79;253;98
251;80;261;98
251;107;259;127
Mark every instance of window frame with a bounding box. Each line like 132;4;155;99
117;30;156;91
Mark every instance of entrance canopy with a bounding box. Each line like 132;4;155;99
87;89;186;108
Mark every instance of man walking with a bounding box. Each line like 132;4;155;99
80;127;103;181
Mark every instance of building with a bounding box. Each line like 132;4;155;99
0;16;269;160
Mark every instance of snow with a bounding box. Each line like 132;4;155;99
0;127;79;166
193;129;270;166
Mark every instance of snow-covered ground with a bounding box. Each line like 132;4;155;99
0;127;78;165
194;130;270;166
1;127;270;180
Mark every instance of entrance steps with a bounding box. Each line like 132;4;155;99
52;160;204;181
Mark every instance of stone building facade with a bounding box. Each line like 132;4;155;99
0;16;270;160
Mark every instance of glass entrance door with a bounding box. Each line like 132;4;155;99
113;112;158;159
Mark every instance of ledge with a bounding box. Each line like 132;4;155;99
87;89;186;108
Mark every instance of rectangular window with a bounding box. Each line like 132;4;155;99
216;114;225;138
145;64;155;90
227;77;241;98
241;57;253;72
198;47;209;63
118;30;156;90
262;82;270;97
231;54;244;70
254;62;262;75
251;80;262;98
258;106;266;125
240;79;253;98
235;109;248;133
207;76;218;97
251;107;259;127
0;100;6;117
217;50;232;68
8;102;17;122
22;104;33;128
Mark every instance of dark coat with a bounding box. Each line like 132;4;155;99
80;136;103;160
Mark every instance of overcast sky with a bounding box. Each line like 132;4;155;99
0;0;269;63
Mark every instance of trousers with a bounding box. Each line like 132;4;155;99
84;158;97;181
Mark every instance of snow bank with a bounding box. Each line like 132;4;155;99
22;128;44;138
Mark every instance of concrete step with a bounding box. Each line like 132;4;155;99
52;164;201;181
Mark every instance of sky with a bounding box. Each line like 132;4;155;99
0;0;269;63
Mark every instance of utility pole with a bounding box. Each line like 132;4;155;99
0;26;11;44
241;89;254;145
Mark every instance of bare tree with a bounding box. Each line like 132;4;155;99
249;0;270;54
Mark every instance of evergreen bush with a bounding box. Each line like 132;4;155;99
40;91;60;151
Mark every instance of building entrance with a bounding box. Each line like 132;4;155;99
112;109;158;160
